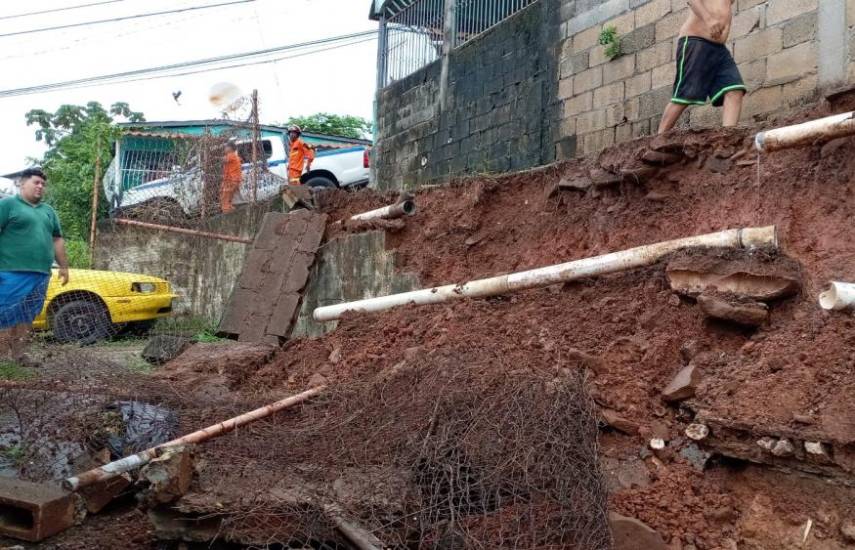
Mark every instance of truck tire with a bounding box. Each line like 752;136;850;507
304;176;336;189
52;299;117;345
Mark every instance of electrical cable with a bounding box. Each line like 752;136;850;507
0;0;130;21
0;0;256;39
0;31;378;97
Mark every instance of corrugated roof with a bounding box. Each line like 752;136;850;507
118;120;372;145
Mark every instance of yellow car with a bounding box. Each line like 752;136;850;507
33;268;177;344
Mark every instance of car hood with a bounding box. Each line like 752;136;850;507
62;269;169;284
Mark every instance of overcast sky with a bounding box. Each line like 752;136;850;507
0;0;378;191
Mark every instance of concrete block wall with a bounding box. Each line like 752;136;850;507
558;0;851;158
375;0;562;190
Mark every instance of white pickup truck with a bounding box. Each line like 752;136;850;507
105;134;370;216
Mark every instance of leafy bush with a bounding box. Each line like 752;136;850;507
598;25;622;60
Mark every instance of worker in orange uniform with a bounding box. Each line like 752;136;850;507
220;141;243;214
282;125;316;210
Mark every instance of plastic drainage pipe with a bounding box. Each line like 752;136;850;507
63;386;326;491
350;199;416;222
755;112;855;152
818;282;855;311
313;226;778;322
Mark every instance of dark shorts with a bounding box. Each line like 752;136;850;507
671;36;746;108
0;271;50;329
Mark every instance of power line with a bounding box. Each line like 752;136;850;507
0;0;130;21
0;31;378;97
0;0;256;39
45;36;379;93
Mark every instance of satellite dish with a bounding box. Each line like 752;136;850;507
209;82;243;112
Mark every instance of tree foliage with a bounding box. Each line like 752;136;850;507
24;102;145;267
283;113;372;140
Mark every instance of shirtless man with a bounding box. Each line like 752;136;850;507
658;0;746;133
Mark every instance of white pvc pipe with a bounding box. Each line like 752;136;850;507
313;226;778;322
350;200;416;222
755;111;855;152
818;281;855;311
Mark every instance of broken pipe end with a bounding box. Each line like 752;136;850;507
739;225;778;249
819;282;855;311
754;132;766;152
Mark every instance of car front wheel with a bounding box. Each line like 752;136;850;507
52;300;117;345
304;176;336;189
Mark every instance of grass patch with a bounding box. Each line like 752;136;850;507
0;360;36;380
126;357;155;375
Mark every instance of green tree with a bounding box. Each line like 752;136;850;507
25;102;144;267
283;113;372;139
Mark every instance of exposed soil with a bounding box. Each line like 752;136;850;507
5;98;855;548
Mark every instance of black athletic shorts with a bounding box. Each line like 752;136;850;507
671;36;746;108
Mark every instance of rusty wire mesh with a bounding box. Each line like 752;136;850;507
188;349;612;549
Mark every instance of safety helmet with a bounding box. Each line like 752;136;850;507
288;125;302;135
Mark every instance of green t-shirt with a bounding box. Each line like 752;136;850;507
0;196;63;274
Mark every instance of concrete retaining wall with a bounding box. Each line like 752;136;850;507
375;0;855;186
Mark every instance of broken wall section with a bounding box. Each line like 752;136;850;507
293;230;420;338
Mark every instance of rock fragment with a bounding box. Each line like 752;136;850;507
841;520;855;543
662;364;701;402
757;437;776;451
804;442;828;456
610;512;668;550
771;438;795;457
601;409;641;435
685;423;710;441
142;335;192;365
697;293;768;326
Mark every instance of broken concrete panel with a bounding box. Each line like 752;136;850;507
600;457;651;492
601;409;641;435
142;335;192;366
220;211;327;342
0;478;75;542
610;512;668;550
662;364;701;402
697;293;769;326
666;252;801;302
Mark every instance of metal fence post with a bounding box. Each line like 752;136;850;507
376;15;388;90
438;0;456;109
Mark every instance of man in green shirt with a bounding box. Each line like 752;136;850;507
0;168;69;365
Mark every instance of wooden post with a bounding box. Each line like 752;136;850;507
88;134;103;267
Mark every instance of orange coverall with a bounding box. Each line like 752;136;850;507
288;138;315;184
220;150;243;213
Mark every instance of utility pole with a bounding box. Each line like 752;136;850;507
88;133;102;267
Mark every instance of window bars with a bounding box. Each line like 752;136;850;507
379;0;538;88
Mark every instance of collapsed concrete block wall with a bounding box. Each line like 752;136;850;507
293;230;420;338
375;0;562;191
374;0;855;188
94;207;266;321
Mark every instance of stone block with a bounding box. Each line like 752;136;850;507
632;118;652;137
738;0;767;10
621;23;656;54
624;96;641;120
731;5;762;39
615;122;634;142
767;0;817;26
564;91;593;117
766;41;817;84
579;128;616;156
697;294;769;326
593;81;625;107
573;66;603;94
606;101;627;127
638;86;673;118
690;104;721;128
655;8;688;41
734;28;783;64
138;446;195;507
576;109;608;134
626;71;652;98
559;77;575;100
782;74;818;106
636;0;671;28
573;25;602;52
782;11;817;47
651;62;676;89
589;43;610;67
738;58;768;89
603;54;636;83
637;40;673;72
849;0;855;26
605;10;636;35
0;477;74;542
